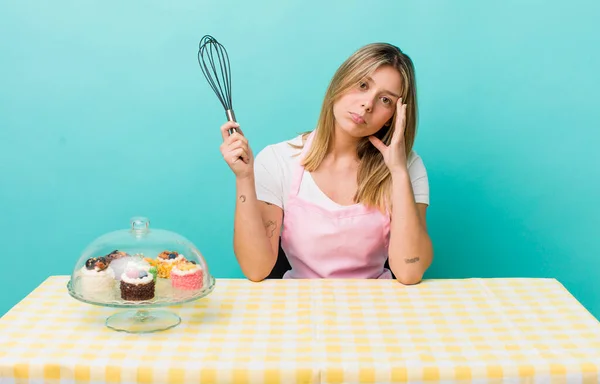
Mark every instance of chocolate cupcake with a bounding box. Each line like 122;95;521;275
119;264;155;301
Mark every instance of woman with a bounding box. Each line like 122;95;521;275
219;42;433;284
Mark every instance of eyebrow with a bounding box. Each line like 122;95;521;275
366;76;401;99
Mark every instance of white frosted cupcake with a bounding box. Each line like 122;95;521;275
77;257;116;301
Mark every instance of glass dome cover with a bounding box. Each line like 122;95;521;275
68;216;215;308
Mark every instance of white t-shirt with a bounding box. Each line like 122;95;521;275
254;134;430;210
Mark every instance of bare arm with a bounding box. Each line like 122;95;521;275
218;120;283;282
387;170;433;285
233;175;283;281
369;100;433;285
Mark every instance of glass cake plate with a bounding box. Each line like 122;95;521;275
67;216;215;333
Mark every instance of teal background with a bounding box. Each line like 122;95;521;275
1;1;599;318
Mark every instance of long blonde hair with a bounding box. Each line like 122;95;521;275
296;42;418;213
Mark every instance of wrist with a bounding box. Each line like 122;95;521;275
236;174;255;186
390;168;409;180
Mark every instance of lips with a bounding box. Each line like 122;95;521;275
349;112;366;124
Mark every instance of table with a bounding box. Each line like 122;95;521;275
1;276;600;383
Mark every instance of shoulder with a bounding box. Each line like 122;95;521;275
255;134;304;167
406;150;428;178
253;134;306;208
405;149;429;205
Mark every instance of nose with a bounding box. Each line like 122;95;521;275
361;100;373;113
361;95;374;113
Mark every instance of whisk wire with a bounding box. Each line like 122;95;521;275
198;35;237;134
198;37;232;109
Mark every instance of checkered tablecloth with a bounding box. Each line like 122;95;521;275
1;276;600;383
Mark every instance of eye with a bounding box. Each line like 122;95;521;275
359;81;368;90
381;97;391;105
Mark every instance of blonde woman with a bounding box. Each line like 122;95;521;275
219;42;433;284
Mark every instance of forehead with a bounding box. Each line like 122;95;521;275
368;65;403;94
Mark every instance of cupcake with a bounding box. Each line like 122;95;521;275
109;256;134;281
120;264;155;301
143;258;159;281
147;265;158;281
171;260;203;291
130;259;157;282
155;250;185;278
106;250;129;262
77;256;116;301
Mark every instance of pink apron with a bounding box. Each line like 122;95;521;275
280;131;393;279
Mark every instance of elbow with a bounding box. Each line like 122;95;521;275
391;254;432;286
238;255;274;283
393;247;433;286
239;264;270;282
245;271;268;283
395;272;423;286
233;246;274;283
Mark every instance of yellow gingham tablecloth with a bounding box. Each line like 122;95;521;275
1;276;600;383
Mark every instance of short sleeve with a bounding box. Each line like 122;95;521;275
407;151;430;206
253;146;284;208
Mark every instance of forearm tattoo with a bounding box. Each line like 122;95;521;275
405;257;420;264
264;220;277;238
239;195;246;202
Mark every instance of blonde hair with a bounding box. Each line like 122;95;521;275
295;42;418;213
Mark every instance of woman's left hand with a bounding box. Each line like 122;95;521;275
368;99;408;174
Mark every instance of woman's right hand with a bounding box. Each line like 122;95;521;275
219;121;254;179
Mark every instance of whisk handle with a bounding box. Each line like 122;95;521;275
226;109;237;135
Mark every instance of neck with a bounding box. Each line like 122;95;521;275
327;125;360;163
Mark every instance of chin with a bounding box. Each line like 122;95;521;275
334;120;365;137
338;126;364;138
339;124;379;140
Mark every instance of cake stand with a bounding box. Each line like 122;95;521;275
67;275;215;333
67;216;216;333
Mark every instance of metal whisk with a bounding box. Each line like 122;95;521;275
198;35;237;135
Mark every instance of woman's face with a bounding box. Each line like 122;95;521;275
333;65;403;139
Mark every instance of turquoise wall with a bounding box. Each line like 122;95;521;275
1;1;599;318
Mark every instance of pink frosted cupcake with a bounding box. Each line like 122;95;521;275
171;261;203;290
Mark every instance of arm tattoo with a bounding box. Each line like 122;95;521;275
239;195;246;202
405;257;420;264
264;220;277;238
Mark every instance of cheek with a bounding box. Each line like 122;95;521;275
339;91;361;106
334;95;355;115
374;108;394;126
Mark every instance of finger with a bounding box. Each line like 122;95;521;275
226;132;248;146
234;125;244;136
368;135;387;154
220;139;246;154
230;148;249;164
228;143;249;158
228;140;247;151
392;101;407;144
220;122;241;141
228;124;245;137
226;135;249;154
239;149;250;164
